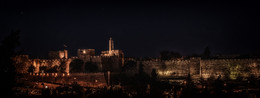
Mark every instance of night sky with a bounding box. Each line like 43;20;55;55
1;0;259;57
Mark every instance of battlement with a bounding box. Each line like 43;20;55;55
200;58;259;62
142;59;191;63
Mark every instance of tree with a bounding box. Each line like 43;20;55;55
71;82;84;96
0;30;20;96
151;68;158;81
85;61;98;72
137;62;150;84
185;74;193;87
69;59;84;73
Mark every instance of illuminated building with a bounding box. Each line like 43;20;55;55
12;37;260;81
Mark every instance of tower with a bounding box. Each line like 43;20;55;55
109;37;114;51
64;49;68;59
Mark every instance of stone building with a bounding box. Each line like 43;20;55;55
13;37;260;81
14;37;124;74
101;37;124;72
48;50;68;59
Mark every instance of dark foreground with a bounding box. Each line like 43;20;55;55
10;74;260;98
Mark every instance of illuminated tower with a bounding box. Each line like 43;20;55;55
109;37;114;51
101;37;124;72
64;49;68;59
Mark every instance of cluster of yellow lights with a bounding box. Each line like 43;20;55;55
30;73;70;77
158;70;173;76
229;65;242;80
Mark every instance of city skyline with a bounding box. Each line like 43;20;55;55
1;1;260;97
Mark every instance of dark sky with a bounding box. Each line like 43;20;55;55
1;0;260;57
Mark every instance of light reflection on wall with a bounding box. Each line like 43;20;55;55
158;70;174;77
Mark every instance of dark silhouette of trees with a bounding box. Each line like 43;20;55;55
150;69;167;98
0;30;20;96
71;82;84;96
85;61;98;72
180;74;197;98
136;62;150;85
186;74;194;87
160;51;181;60
213;75;224;97
151;68;158;81
70;59;84;73
123;62;150;95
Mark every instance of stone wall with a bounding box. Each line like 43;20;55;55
200;59;260;79
14;54;260;80
101;56;123;72
32;58;71;73
140;58;260;80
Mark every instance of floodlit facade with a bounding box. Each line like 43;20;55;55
12;37;260;80
13;37;124;73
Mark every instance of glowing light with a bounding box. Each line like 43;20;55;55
158;70;173;76
229;64;242;80
55;73;58;77
183;80;187;85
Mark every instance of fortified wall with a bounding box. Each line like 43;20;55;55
13;37;260;80
31;58;72;73
200;59;260;79
140;58;260;80
13;51;123;74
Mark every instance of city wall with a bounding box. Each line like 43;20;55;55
140;58;260;79
14;55;260;80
